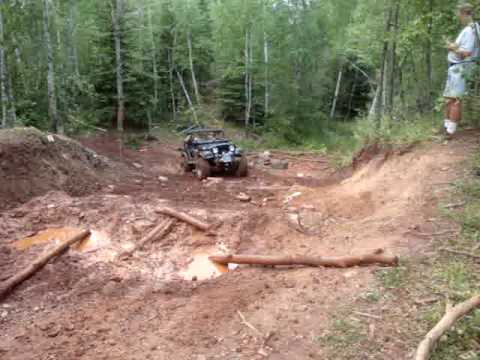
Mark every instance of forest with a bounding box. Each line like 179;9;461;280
0;0;467;141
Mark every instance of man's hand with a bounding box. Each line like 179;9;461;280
446;41;459;51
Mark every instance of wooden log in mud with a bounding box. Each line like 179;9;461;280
0;230;91;300
120;219;175;259
156;207;212;232
415;294;480;360
209;249;398;268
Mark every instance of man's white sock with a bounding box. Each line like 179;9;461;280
444;119;450;129
446;121;458;135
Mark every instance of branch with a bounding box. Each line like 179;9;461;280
0;230;91;300
415;295;480;360
210;249;398;268
156;207;213;232
119;219;175;259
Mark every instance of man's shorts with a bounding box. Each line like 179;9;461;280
443;63;471;98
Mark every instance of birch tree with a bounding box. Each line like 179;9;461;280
43;0;61;133
112;0;125;132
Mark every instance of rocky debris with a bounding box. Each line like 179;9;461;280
158;176;169;183
236;193;251;202
271;159;289;170
133;162;143;169
258;151;272;166
284;192;302;205
203;177;224;187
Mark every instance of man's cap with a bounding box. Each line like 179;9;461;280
457;2;475;14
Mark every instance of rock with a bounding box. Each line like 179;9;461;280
133;162;143;169
236;193;251;202
158;176;169;183
0;311;8;318
271;159;289;170
297;173;305;178
196;355;207;360
134;179;143;185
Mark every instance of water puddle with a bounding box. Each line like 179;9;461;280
14;228;110;253
179;251;229;281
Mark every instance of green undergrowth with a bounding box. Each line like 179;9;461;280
320;150;480;359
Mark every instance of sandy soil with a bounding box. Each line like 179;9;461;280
0;129;478;360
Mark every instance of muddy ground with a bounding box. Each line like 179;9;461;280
0;128;478;359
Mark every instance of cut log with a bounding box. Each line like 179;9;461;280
415;294;480;360
209;249;398;268
0;229;91;300
156;207;212;232
120;219;175;259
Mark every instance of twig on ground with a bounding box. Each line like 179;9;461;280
238;310;263;338
353;311;382;320
439;248;480;262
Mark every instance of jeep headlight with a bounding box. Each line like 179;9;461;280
229;145;235;152
213;147;219;155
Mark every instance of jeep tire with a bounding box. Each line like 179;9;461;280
235;155;249;177
195;158;211;180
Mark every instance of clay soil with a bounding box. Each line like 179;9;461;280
0;128;478;360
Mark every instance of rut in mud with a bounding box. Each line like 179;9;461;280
0;130;478;360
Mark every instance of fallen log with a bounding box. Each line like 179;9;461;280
120;219;175;259
209;249;398;268
156;207;212;232
0;230;91;300
415;294;480;360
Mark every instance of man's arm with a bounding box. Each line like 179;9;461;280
447;41;473;59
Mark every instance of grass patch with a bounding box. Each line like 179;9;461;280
376;265;409;290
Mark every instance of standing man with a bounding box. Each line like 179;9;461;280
444;3;479;136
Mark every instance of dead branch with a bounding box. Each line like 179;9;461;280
120;219;175;259
415;294;480;360
439;248;480;262
238;310;263;338
156;207;213;232
0;230;91;300
210;249;398;268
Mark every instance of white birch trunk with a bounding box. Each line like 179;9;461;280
244;29;251;128
176;68;198;123
264;31;269;117
68;0;80;77
330;66;343;119
112;0;125;132
187;31;201;105
43;0;61;133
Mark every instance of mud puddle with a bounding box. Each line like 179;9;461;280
179;250;230;281
15;227;111;253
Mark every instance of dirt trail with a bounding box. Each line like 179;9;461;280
0;130;478;360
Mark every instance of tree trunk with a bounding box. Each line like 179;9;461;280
147;3;159;118
244;28;251;128
168;49;176;122
112;0;125;132
0;230;91;300
370;4;393;122
425;0;434;112
119;219;175;259
330;65;344;119
187;31;201;105
209;249;399;268
385;2;400;115
67;0;80;77
156;206;213;232
43;0;61;134
264;31;269;117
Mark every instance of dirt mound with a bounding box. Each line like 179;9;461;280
0;128;108;210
